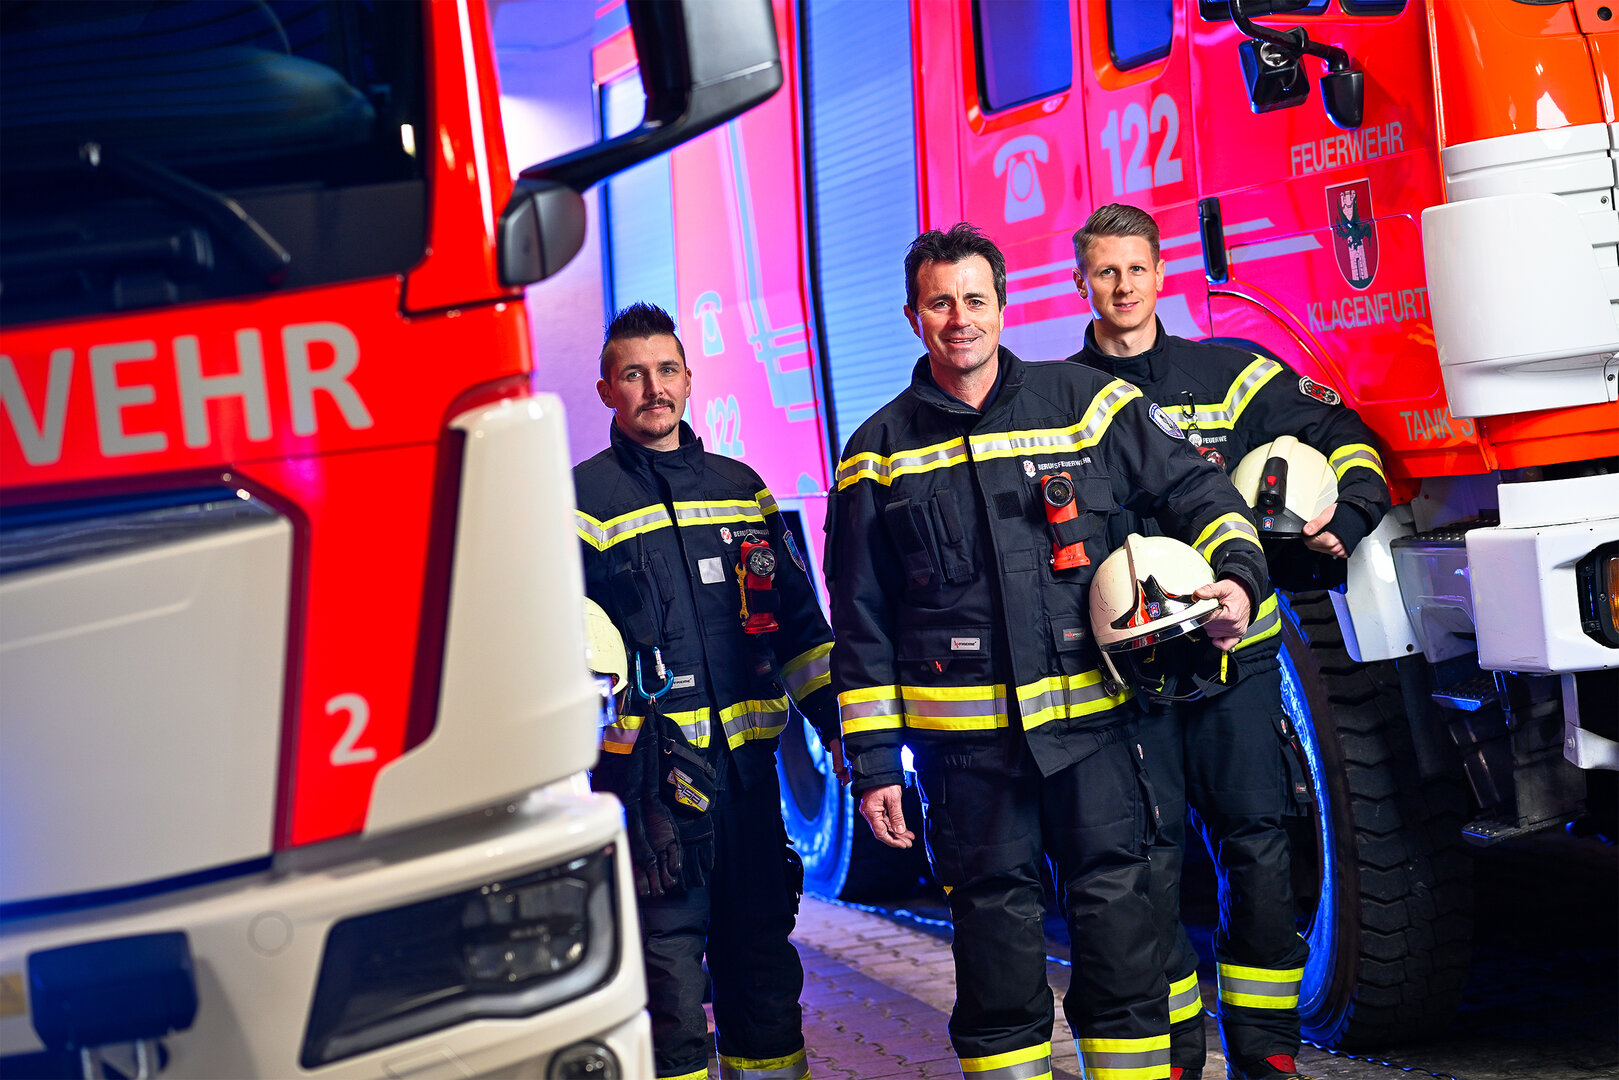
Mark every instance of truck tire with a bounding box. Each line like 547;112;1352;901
1277;591;1475;1049
776;713;928;900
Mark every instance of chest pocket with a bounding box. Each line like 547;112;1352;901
883;493;975;591
609;546;683;647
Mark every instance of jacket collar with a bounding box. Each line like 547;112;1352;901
609;418;705;476
906;346;1026;423
1074;318;1169;384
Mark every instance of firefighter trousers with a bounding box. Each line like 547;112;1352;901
1137;664;1309;1074
637;762;809;1080
911;722;1170;1080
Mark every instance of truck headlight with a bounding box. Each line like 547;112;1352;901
1577;542;1619;649
301;847;619;1068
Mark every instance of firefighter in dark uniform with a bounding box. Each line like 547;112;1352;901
1066;204;1391;1080
576;302;844;1080
825;224;1270;1080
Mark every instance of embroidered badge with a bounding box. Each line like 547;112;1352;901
1299;376;1342;406
720;526;733;544
950;637;981;651
1149;403;1185;439
1023;459;1036;478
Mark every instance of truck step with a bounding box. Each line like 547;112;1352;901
1431;672;1499;712
1460;815;1566;846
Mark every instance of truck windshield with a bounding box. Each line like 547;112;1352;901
0;0;427;327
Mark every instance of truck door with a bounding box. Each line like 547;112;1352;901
912;0;1094;360
1186;0;1487;478
1073;0;1206;339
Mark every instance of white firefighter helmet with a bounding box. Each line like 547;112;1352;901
582;597;628;694
1089;533;1231;702
1231;435;1338;538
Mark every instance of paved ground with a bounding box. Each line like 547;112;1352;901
690;831;1617;1078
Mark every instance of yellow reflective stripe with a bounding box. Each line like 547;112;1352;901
834;437;969;490
575;504;673;552
1016;670;1133;729
719;1046;809;1079
720;696;790;748
967;379;1141;462
1218;962;1304;1010
1076;1033;1171;1080
1329;442;1386;482
838;685;903;735
781;642;833;701
960;1041;1052;1077
610;708;712;752
673;498;766;527
900;683;1008;731
1177;356;1284;430
755;488;780;516
664;1069;708;1080
1168;971;1203;1024
1233;592;1281;652
1194;512;1262;561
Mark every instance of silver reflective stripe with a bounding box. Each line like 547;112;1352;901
961;1056;1051;1080
1180;356;1283;428
840;696;902;720
970;380;1139;461
1074;1035;1172;1080
673;499;765;526
834;439;969;489
1195;513;1261;559
577;504;673;551
719;1049;810;1079
1169;972;1203;1023
781;645;832;701
721;697;790;747
1329;443;1385;480
618;710;713;748
1234;594;1281;652
755;488;780;516
1218;963;1303;1008
900;692;1008;718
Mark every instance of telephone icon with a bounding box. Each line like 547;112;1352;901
993;135;1049;224
694;291;725;356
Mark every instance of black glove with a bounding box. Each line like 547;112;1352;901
637;791;684;897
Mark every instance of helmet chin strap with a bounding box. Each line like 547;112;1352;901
1100;648;1126;698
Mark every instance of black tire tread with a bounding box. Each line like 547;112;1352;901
1286;591;1475;1050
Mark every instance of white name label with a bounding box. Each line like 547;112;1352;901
950;637;980;651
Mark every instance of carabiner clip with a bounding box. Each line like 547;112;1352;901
636;648;673;702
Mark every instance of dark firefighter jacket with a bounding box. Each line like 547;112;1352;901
826;348;1269;794
575;421;838;793
1068;321;1391;671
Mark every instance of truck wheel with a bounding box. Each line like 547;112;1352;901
776;714;928;900
1277;591;1475;1049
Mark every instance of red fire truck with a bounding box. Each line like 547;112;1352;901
590;0;1619;1051
0;1;781;1076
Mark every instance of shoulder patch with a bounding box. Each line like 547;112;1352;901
1299;376;1342;406
1148;402;1185;439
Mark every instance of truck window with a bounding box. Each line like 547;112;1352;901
600;72;679;324
973;0;1072;113
0;0;427;328
1106;0;1173;70
802;0;921;447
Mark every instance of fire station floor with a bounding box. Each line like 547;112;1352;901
728;833;1618;1080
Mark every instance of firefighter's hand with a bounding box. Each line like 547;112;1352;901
827;737;850;786
1303;504;1346;557
859;785;915;849
1194;578;1251;651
